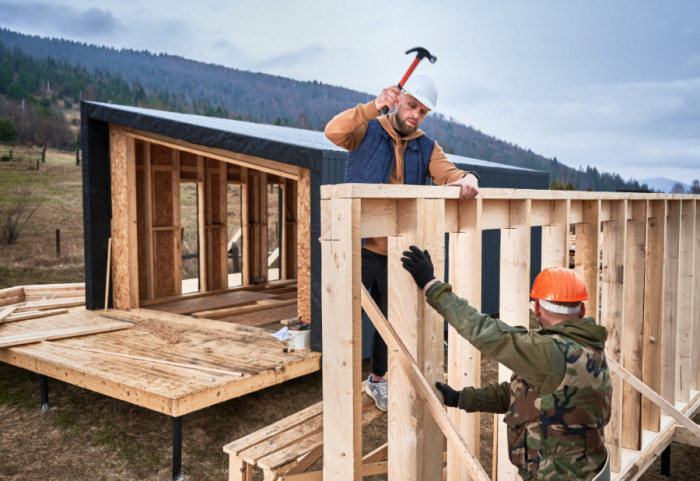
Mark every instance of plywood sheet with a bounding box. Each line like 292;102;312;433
0;308;320;417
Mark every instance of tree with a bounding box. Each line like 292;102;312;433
0;117;17;142
670;182;686;194
691;179;700;194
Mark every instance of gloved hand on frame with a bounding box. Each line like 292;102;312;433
400;245;436;289
435;381;459;408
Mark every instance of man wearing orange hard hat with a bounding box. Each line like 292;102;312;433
401;246;612;481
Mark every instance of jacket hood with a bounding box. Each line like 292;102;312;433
543;317;608;349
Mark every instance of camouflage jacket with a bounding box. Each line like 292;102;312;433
426;281;611;480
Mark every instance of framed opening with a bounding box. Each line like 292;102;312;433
267;184;281;282
227;183;243;287
181;182;200;294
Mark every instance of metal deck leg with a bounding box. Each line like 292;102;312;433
660;444;671;477
39;374;49;411
173;416;183;481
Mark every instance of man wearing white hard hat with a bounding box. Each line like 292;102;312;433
324;76;480;412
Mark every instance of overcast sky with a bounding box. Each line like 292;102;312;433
2;0;699;185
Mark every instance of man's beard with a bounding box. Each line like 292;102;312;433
393;109;418;136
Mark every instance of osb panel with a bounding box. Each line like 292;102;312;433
154;230;177;298
297;169;311;324
153;170;174;226
150;143;172;166
180;151;197;167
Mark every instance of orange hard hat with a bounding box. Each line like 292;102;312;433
530;267;588;302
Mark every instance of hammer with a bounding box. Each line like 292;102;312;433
381;46;437;115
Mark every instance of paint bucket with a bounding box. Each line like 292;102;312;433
289;329;311;350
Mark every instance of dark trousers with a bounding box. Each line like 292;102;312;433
361;248;388;377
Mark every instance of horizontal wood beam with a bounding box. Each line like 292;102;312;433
127;129;301;180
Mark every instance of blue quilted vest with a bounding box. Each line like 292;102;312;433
344;118;434;185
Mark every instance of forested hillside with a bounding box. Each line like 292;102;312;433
0;27;652;191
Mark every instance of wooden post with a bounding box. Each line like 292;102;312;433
662;201;681;403
447;198;483;481
55;228;61;261
575;200;601;318
297;168;311;324
321;195;362;481
642;200;666;432
676;199;695;403
622;200;646;450
387;198;445;481
693;199;700;391
600;199;626;471
496;198;531;481
540;199;570;269
109;125;139;310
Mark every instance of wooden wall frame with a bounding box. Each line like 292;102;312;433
108;125;312;322
321;184;700;481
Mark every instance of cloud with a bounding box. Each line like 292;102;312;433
255;45;328;71
0;1;124;40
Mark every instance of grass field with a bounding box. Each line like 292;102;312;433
0;149;697;481
0;149;85;289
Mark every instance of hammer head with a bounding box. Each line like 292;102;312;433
406;47;437;63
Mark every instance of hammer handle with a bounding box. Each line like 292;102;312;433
380;56;422;115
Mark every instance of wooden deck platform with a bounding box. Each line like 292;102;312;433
0;307;320;417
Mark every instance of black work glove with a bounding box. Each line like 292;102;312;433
435;381;459;408
400;245;436;289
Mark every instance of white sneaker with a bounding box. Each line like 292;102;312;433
366;375;388;412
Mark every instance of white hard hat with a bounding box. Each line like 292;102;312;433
402;75;438;110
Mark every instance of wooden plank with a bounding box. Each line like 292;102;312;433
360;198;398;238
296;168;311;324
321;197;362;481
47;342;245;377
3;309;69;323
127;129;302;181
0;305;19;322
497;199;531;481
575;199;601;319
662;201;681;403
622;200;646;450
361;287;490;481
196;156;207;292
109;124;139;310
321;184;697;202
240;166;250;286
540;199;570;269
0;286;25;307
642;200;666;432
0;322;132;348
387;198;445;481
694;200;700;391
607;358;700;438
14;297;85;311
150;289;275;315
283;179;298;281
194;298;296;320
673;426;700;449
172;149;182;297
447;198;482;481
143;141;155;300
600;200;626;472
676;199;695;403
